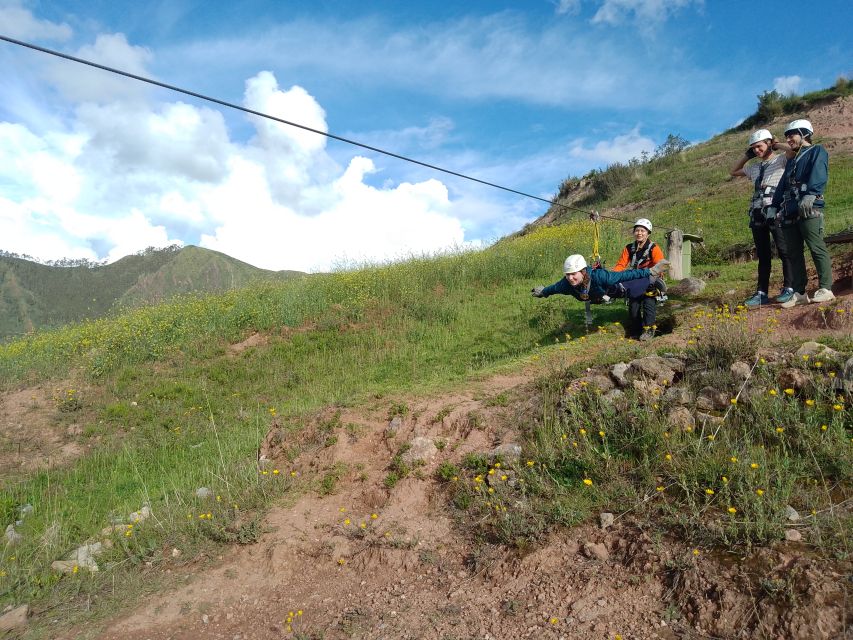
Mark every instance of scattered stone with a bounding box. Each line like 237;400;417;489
599;513;615;529
730;361;752;381
601;389;626;406
784;529;803;542
778;368;810;393
785;506;800;522
795;342;840;361
172;548;182;558
195;487;213;500
572;374;614;393
386;416;403;437
841;356;853;395
696;387;729;412
490;443;522;462
128;505;151;524
4;524;22;545
632;380;664;401
663;386;694;406
695;411;724;427
19;504;33;518
100;524;126;536
670;277;706;296
583;542;609;562
401;437;438;465
0;604;29;632
667;407;695;431
610;363;630;388
202;614;209;624
626;356;677;385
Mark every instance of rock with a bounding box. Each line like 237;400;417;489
4;524;22;546
574;374;614;393
663;386;694;406
632;379;664;400
128;505;151;523
795;342;841;361
599;513;615;529
0;604;29;632
195;487;213;500
784;529;803;542
667;407;695;431
172;548;182;558
100;524;126;536
778;368;810;393
386;415;403;437
609;363;630;388
19;504;33;518
841;356;853;395
729;361;752;381
583;542;609;562
490;443;522;462
695;411;724;427
696;387;729;412
601;389;626;406
785;506;800;522
626;356;677;385
670;277;706;296
401;437;438;465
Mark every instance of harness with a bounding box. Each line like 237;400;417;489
751;161;775;211
781;146;823;221
626;241;657;269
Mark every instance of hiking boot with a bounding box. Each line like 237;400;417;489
775;288;795;304
781;292;809;309
639;329;655;341
744;292;770;308
811;288;836;303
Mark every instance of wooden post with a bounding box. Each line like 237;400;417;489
667;229;684;280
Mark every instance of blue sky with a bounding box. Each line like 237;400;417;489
1;0;850;271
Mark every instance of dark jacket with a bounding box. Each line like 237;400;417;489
540;266;651;302
772;144;828;215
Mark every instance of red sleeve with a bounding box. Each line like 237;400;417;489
612;246;630;272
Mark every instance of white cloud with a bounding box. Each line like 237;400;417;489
45;33;154;104
554;0;582;15
568;127;656;167
166;13;717;111
773;75;802;96
591;0;701;26
0;1;72;41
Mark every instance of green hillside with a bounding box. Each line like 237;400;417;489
0;245;302;341
0;91;850;638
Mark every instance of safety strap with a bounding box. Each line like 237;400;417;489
628;241;656;269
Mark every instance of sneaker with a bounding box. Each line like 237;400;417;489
639;328;655;341
744;292;770;307
811;288;836;303
781;292;810;309
775;288;795;304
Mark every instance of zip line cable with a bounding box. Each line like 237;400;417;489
0;33;669;231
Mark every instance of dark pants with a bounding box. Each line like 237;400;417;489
782;216;833;293
628;295;657;336
752;222;791;293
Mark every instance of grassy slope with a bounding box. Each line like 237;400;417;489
0;97;851;635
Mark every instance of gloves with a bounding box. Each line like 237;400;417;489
764;206;778;221
649;260;670;277
531;286;545;298
798;194;817;218
745;147;757;160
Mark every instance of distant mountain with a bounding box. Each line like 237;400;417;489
0;245;303;340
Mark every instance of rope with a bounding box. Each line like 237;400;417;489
0;34;677;232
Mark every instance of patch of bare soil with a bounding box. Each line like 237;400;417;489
82;355;850;640
0;382;94;478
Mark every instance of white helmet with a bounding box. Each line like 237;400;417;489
785;119;813;137
748;129;773;146
563;254;587;274
633;218;653;233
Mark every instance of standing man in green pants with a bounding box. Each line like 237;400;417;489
769;119;835;307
